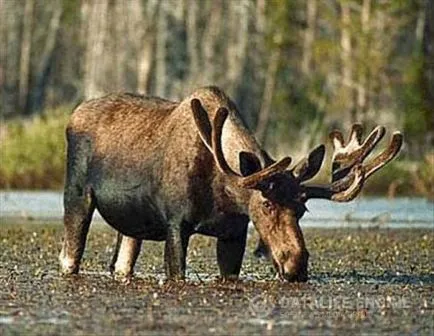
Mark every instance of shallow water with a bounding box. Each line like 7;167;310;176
1;191;433;228
0;193;433;333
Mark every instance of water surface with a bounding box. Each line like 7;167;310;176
0;191;432;228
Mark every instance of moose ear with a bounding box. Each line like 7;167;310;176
239;151;262;177
292;144;325;182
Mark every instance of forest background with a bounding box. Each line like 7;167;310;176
0;0;433;197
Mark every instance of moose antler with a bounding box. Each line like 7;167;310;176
330;123;385;181
303;124;403;202
191;99;292;188
192;98;403;199
212;107;292;188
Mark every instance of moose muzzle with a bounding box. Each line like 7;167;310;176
280;248;309;282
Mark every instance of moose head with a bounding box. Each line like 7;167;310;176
192;99;403;282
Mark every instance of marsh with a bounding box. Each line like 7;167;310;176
1;217;432;335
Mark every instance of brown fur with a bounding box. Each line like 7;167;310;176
61;86;297;281
60;85;402;282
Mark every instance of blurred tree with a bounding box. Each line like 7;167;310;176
82;0;109;99
27;0;63;114
19;0;34;114
136;0;160;94
0;0;430;157
421;0;434;146
301;0;317;77
398;0;433;156
339;0;356;125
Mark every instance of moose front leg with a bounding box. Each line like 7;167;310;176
60;185;95;275
216;216;249;280
217;236;247;280
164;220;190;281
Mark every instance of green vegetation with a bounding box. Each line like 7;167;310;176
410;153;434;200
0;108;432;199
0;107;70;189
1;1;432;196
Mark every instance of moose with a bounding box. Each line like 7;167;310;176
59;86;402;282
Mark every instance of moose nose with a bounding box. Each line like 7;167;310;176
282;249;309;282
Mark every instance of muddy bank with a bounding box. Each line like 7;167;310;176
1;223;433;335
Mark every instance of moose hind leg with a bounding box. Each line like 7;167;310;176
60;185;95;274
111;233;142;279
60;134;95;275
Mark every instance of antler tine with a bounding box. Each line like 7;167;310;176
349;123;364;144
192;99;241;180
211;107;292;188
240;158;293;188
304;127;403;203
330;165;365;201
331;125;386;182
364;132;403;179
304;164;365;202
329;129;345;149
211;107;241;179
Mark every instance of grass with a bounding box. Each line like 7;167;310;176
0;107;70;189
0;107;432;199
365;156;433;199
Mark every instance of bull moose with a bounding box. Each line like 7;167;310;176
59;86;402;282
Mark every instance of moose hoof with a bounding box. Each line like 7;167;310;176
112;267;134;283
114;273;133;284
59;250;79;275
59;257;79;275
220;274;240;283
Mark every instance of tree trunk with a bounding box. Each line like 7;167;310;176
136;0;159;94
422;0;434;137
82;0;109;100
186;0;199;89
201;0;223;86
114;1;128;91
27;1;63;114
225;0;250;96
340;1;356;124
155;1;167;97
0;0;7;116
243;0;266;129
415;3;426;47
19;0;34;114
255;48;281;144
1;2;21;117
302;0;317;76
356;0;371;119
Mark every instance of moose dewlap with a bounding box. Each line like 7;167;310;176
59;86;403;282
